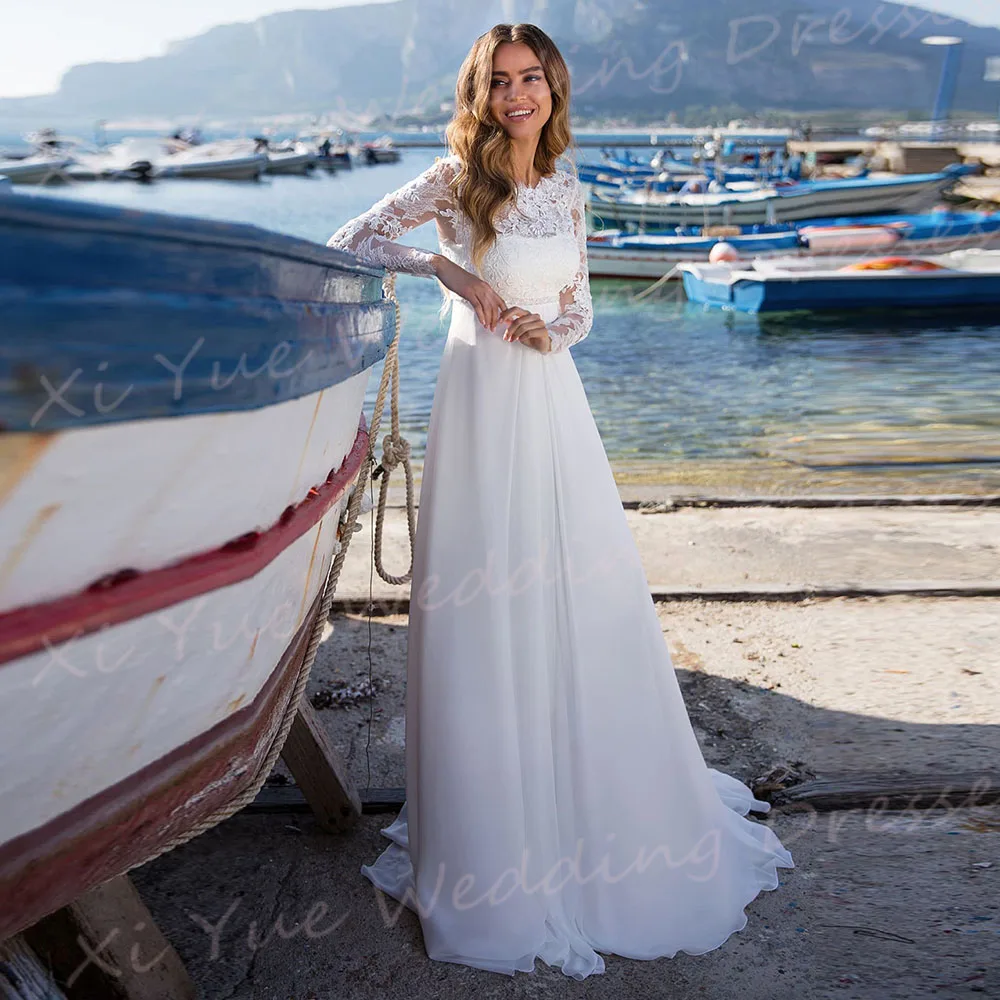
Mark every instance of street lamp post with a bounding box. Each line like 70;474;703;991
986;56;1000;123
921;35;965;127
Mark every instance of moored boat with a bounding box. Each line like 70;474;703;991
586;210;1000;278
0;153;70;185
360;135;401;164
678;248;1000;313
265;141;319;175
62;138;158;182
588;167;969;229
0;191;396;941
159;138;268;180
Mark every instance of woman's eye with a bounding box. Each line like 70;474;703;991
491;75;542;86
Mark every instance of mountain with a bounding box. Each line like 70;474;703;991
2;0;999;120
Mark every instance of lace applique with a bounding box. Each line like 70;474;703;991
326;156;459;276
543;177;594;354
483;171;593;353
325;154;593;353
495;171;572;239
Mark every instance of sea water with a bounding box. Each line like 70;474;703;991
16;149;1000;494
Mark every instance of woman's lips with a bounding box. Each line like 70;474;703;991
505;107;535;122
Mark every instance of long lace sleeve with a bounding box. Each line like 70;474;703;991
326;156;456;277
546;177;593;354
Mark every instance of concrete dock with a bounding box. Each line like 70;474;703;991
129;491;999;998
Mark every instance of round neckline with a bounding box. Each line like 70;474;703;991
517;172;554;192
444;155;559;192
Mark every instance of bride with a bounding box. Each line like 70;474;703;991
326;22;794;981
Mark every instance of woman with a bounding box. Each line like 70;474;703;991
326;23;794;981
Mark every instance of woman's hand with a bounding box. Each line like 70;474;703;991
498;306;552;354
434;256;507;332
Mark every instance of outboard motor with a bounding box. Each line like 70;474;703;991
129;160;155;183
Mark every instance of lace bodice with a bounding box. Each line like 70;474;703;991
326;154;593;353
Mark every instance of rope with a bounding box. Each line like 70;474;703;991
122;272;415;872
371;275;418;586
633;264;681;301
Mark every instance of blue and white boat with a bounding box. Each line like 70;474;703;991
0;188;394;941
581;145;797;194
586;210;1000;278
678;249;1000;313
587;167;970;229
578;150;658;185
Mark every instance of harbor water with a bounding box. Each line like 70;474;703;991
19;148;1000;495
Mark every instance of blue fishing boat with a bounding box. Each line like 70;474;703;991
586;210;1000;278
588;166;972;229
581;145;798;193
679;249;1000;313
578;149;658;185
0;189;394;941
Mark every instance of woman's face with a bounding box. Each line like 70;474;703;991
489;41;552;139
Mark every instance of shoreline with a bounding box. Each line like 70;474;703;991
391;460;1000;499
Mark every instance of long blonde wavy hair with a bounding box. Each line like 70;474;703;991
443;23;579;275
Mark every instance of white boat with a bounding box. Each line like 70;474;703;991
0;190;396;941
296;129;354;171
59;136;266;182
62;138;159;181
587;168;965;229
159;138;268;180
265;141;319;175
360;135;401;164
0;153;70;185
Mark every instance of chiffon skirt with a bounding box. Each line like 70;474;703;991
360;296;794;979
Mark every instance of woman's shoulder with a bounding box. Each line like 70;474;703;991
551;163;583;199
423;153;463;180
395;154;460;196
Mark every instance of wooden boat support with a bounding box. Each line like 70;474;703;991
0;190;399;985
13;876;197;1000
766;772;1000;813
248;771;1000;817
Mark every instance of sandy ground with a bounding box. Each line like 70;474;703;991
336;501;1000;603
127;499;999;999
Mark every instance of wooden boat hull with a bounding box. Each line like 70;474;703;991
0;191;394;940
0;452;354;941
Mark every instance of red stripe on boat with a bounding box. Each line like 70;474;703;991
0;588;322;941
0;414;368;667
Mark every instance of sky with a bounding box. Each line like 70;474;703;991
0;0;998;99
0;0;396;98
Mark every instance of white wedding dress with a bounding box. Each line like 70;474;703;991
326;154;794;980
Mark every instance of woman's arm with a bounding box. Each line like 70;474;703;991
326;156;456;277
546;178;594;353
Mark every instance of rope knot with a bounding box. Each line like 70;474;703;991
381;434;410;471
